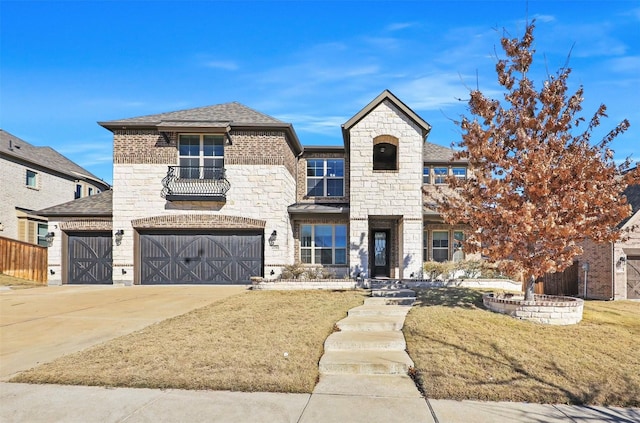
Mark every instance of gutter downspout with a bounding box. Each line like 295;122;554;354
610;242;615;300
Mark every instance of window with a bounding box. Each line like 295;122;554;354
432;231;449;262
423;167;430;184
300;224;347;265
36;223;48;247
88;187;93;196
306;159;344;197
373;143;397;170
74;184;82;199
26;170;37;187
178;134;224;179
453;230;465;262
434;168;448;184
452;167;467;180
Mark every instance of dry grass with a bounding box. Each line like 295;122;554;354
11;289;365;393
404;288;640;406
0;273;44;289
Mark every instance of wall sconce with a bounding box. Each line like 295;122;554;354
617;256;627;266
268;230;277;246
49;269;55;275
114;229;124;246
122;268;127;275
270;269;275;276
45;232;55;247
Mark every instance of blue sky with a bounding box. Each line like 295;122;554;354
1;0;638;185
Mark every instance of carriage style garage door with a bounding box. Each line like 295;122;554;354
139;231;263;284
68;232;113;284
627;256;640;300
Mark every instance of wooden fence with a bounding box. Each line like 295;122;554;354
535;261;579;296
0;236;48;283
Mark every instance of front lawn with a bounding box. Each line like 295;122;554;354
404;288;640;407
11;290;366;393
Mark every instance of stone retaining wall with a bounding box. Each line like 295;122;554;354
405;279;522;291
483;293;584;325
252;279;357;290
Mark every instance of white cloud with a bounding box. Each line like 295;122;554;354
385;22;416;32
203;60;239;71
277;113;346;136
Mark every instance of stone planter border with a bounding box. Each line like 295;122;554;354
251;279;357;291
483;293;584;325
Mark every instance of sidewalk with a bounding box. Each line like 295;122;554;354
1;382;638;423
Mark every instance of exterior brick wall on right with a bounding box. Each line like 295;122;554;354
576;238;613;300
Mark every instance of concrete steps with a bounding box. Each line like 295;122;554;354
319;350;414;375
317;286;417;378
324;331;406;351
336;315;406;332
348;304;412;317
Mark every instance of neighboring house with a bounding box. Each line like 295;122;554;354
0;129;110;246
41;90;469;285
576;181;640;300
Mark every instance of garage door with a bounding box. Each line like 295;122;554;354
140;231;263;284
627;256;640;300
68;232;113;284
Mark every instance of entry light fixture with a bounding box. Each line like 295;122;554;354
617;256;627;266
114;229;124;246
269;230;277;246
45;232;55;247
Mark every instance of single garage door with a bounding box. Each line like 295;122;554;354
627;256;640;300
140;231;263;284
68;232;113;284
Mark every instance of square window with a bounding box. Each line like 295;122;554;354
452;167;466;179
299;224;347;265
306;159;344;197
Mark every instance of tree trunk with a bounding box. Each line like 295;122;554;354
524;275;536;301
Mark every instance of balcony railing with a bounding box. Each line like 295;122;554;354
161;166;230;201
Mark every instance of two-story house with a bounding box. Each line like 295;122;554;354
0;129;110;246
41;90;470;285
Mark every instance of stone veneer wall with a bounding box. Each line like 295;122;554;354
483;294;584;325
111;129;296;284
348;99;424;278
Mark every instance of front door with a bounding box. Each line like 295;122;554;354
371;230;390;278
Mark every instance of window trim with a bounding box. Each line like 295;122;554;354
306;158;345;197
178;134;225;179
300;224;347;265
433;167;448;185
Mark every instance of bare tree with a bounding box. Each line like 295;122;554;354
436;21;638;300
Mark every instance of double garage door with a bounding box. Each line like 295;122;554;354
139;231;263;284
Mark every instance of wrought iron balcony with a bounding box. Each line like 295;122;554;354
161;166;230;201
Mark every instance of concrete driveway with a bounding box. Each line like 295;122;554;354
0;285;246;380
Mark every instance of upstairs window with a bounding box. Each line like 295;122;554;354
373;143;398;170
423;167;430;184
88;187;94;196
452;167;467;180
434;167;448;184
179;134;224;179
307;159;344;197
36;223;49;247
26;170;37;188
75;184;82;199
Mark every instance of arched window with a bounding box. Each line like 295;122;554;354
373;135;398;171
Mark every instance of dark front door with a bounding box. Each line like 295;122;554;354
371;230;390;278
139;231;263;284
68;232;113;284
627;256;640;299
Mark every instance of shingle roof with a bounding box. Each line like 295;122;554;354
99;102;284;127
0;129;108;188
423;142;465;163
620;183;640;228
35;190;113;217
